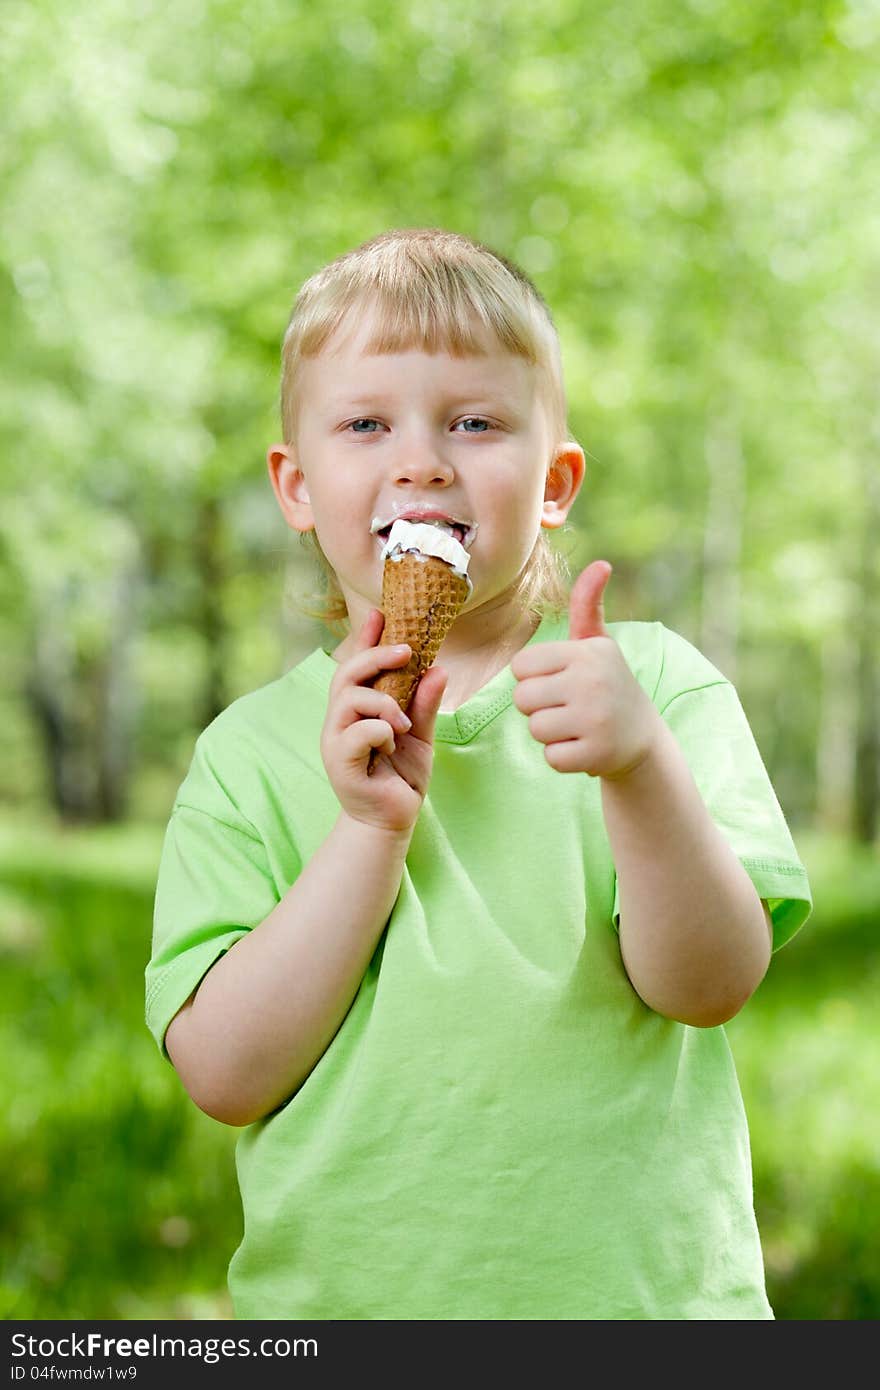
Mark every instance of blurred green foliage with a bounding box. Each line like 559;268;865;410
1;0;878;832
1;0;877;1321
0;820;876;1320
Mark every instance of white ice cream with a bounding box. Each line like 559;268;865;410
379;519;472;588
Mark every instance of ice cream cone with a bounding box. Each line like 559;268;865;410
365;517;473;773
371;550;470;714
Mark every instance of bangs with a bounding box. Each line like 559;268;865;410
280;228;567;440
294;267;546;365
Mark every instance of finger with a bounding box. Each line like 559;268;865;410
568;561;612;641
329;686;413;736
544;738;592;774
354;608;386;650
525;706;578;746
406;664;448;745
339;717;396;765
335;640;413;693
512;672;569;717
510;641;572;682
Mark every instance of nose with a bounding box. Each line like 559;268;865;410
389;444;453;488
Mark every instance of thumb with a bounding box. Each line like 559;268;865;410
406;664;448;744
568;560;613;641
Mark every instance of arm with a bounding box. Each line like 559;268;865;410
166;609;447;1127
601;718;772;1027
512;560;773;1030
166;812;412;1126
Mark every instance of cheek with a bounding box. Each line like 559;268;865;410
511;472;551;541
307;467;362;527
476;508;543;579
314;493;378;573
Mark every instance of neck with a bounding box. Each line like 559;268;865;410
433;598;542;710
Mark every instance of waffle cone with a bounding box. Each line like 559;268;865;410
370;551;470;713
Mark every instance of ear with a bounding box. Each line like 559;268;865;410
541;442;586;531
266;442;315;535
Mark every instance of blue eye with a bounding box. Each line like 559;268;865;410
350;419;381;433
457;418;489;433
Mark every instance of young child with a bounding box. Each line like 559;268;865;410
146;227;812;1320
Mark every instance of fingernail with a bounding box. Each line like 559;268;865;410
394;644;410;654
399;713;412;730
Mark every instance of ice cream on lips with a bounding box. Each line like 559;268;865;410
373;517;473;591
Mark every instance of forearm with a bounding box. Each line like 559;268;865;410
602;716;771;1027
165;811;412;1125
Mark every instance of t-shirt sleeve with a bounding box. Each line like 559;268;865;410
611;624;812;952
145;731;285;1059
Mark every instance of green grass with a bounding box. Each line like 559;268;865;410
0;819;876;1319
726;830;880;1320
0;821;238;1319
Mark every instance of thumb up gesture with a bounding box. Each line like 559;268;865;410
567;560;612;640
511;561;661;778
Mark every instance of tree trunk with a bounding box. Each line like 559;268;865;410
194;494;228;729
95;560;144;821
25;558;144;825
816;628;858;835
853;449;879;843
26;623;91;823
700;413;744;684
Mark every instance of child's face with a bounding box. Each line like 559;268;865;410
270;308;583;628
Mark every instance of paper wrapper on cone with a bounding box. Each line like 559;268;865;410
366;551;469;772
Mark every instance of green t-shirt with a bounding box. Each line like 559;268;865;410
146;614;812;1320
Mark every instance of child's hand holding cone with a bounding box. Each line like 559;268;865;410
320;609;448;834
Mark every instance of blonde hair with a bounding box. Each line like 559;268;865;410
278;228;575;631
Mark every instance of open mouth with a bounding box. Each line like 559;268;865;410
372;517;477;548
